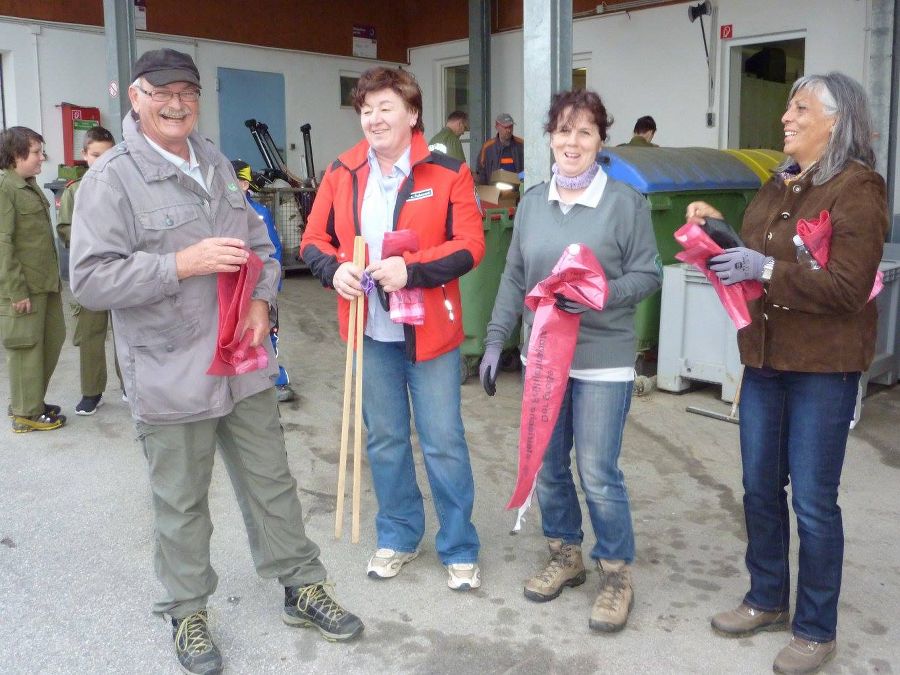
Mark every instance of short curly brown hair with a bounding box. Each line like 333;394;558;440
352;67;424;133
544;89;613;142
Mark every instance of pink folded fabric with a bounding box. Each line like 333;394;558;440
508;244;608;529
674;222;764;330
207;250;269;376
383;230;425;325
797;210;883;301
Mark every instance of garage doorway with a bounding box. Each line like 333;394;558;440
725;37;805;150
217;67;286;172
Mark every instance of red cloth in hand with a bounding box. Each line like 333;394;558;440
507;244;609;515
674;222;763;330
207;250;269;376
797;210;883;300
382;230;425;325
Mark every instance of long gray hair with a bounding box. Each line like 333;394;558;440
776;72;876;185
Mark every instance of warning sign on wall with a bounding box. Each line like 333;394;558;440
720;24;733;40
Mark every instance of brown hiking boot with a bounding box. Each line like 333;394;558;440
711;602;789;637
524;539;586;602
773;635;836;674
589;559;633;633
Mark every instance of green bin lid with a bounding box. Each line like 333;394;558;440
599;147;761;193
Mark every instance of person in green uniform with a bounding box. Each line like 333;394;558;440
428;110;468;162
56;126;118;415
0;126;66;432
618;115;659;147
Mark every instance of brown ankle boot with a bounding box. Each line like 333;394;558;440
773;635;836;674
711;602;789;638
523;539;586;602
589;559;633;633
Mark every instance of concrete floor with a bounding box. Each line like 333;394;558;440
1;273;898;674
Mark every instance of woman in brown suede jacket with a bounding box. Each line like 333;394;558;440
687;72;888;675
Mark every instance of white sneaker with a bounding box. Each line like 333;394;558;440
447;563;481;590
366;548;418;579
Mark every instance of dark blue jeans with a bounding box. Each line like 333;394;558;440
738;367;859;643
536;378;635;563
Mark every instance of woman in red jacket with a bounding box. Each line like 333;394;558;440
301;67;485;590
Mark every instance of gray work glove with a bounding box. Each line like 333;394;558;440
479;343;502;396
708;247;772;285
554;293;589;314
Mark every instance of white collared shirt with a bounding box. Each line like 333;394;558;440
361;146;412;342
143;135;207;192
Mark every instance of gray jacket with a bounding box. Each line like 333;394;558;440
486;178;661;370
69;112;279;424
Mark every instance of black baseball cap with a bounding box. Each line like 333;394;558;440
132;48;201;88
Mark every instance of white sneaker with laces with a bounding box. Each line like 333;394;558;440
447;563;481;590
366;548;418;579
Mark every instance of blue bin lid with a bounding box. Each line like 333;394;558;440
599;147;761;193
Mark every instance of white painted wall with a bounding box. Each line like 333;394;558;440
0;17;401;198
410;0;870;148
1;1;895;222
409;0;897;220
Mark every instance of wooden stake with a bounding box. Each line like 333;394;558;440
351;236;365;543
335;235;366;541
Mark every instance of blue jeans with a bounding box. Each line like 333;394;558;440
362;338;479;564
739;367;859;642
536;377;635;563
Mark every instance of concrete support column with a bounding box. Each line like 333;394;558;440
103;0;136;141
523;0;572;188
468;0;491;175
866;0;898;238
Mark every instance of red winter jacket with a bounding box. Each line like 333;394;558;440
301;131;485;363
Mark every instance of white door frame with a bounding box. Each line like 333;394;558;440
718;30;806;148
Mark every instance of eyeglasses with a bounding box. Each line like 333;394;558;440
137;86;200;103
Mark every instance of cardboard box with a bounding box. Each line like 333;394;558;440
489;169;521;187
476;184;518;209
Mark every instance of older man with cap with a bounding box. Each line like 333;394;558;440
69;48;363;675
476;112;525;184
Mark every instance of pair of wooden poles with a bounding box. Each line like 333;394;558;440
335;236;365;542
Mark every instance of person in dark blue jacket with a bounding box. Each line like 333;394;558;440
231;160;295;403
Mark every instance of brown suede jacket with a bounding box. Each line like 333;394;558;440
737;161;888;373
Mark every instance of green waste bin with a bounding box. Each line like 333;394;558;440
600;147;762;351
459;207;521;382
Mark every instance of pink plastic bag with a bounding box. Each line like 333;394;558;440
207;250;269;376
507;244;609;527
674;223;763;330
796;210;883;301
382;230;425;325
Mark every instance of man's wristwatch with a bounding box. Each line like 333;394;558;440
760;257;776;282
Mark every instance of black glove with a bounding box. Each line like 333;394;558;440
554;293;589;314
479;343;502;396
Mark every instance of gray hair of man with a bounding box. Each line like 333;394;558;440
776;72;876;185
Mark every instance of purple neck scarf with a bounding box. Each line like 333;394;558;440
552;161;600;191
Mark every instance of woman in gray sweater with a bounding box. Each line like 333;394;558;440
480;89;660;633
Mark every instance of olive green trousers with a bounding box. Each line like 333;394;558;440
1;292;65;417
136;387;327;618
